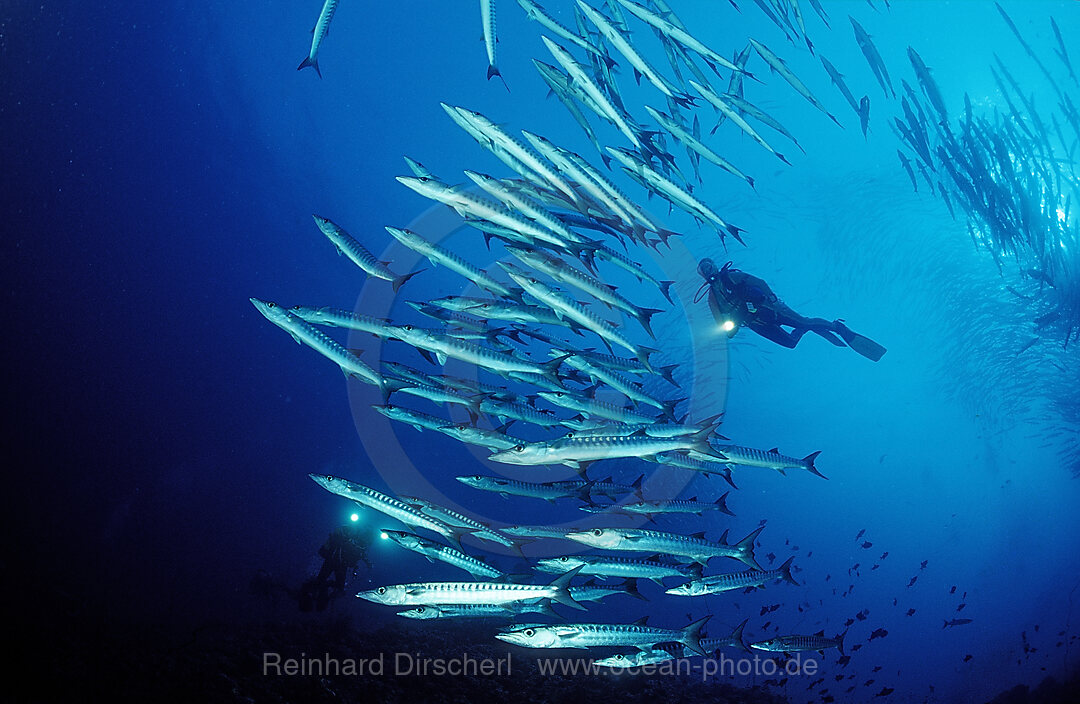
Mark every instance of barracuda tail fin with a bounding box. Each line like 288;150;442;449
622;578;647;601
634;307;663;339
635;348;656;373
715;491;735;517
837;628;847;657
541;354;574;387
659;363;680;387
690;428;727;462
680;615;712;656
660;397;685;422
392;269;425;293
548;564;587;611
298;56;322;78
733;526;764;570
658;280;675;304
802;450;827;479
779;556;799;586
487;65;510;92
731;618;751;652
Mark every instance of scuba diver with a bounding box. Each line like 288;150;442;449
697;259;887;362
296;523;373;612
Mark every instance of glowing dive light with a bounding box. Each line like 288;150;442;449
380;531;389;540
350;513;360;522
721;320;736;332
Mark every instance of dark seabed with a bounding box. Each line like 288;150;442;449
4;1;1080;702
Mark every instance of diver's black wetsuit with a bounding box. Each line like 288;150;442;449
698;259;886;361
298;525;372;611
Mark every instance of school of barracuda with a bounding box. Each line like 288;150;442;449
266;0;1078;669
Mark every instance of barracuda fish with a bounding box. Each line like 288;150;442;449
590;242;676;305
645;106;755;190
716;93;804;153
298;0;339;77
356;565;587;610
456;474;593;503
537;390;676;425
489;428;720;470
570;578;645;602
691;81;791;166
501;264;654;369
437;422;520;452
751;630;845;656
577;2;692;107
449;105;583;205
380;529;506;579
667;557;798;596
542;36;645;149
313;215;421;292
618;493;735;519
399;495;516;549
386;381;487;423
519;131;651;238
849;17;894;98
607;147;744;245
288;305;400;340
507;247;663;337
533;60;608;159
552;352;668;411
535;554;701;584
518;0;613;67
480;0;506;87
309;473;464;544
907;47;947;120
383;225;514;299
391;323;569;387
655;452;737;489
462;172;587;251
615;0;744;76
501;524;582;540
251;299;388;390
566;526;764;569
434;296;584;332
596;620;749;666
372;404;458;433
713;444;826;479
748;39;840;127
496;616;711;655
819;55;861;115
397;602;558;620
558;474;641;499
481;397;564;428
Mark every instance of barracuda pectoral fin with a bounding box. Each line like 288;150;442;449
415;348;437;365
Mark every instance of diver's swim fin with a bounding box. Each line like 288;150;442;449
834;321;887;362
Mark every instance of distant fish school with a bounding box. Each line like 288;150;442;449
264;0;1080;677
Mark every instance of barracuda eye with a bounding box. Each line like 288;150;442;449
403;325;413;331
377;587;386;595
614;654;625;661
514;445;525;452
559;556;568;562
474;475;482;481
416;607;425;613
524;629;535;637
290;305;301;310
565;432;574;438
267;302;277;308
327;475;334;481
592;528;604;537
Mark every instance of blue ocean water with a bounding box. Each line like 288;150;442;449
4;1;1080;702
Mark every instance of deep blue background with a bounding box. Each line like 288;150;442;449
3;1;1079;701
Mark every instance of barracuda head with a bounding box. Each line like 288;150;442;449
397;605;444;620
356;584;410;606
664;581;697;597
495;625;559;649
379;529;424;551
455;474;496;490
594;650;673;668
565;527;626;549
308;473;366;500
249;298;293;329
535;555;585;573
488;441;550;465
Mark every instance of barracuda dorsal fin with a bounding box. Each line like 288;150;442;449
768;447;779;454
632;616;649;627
690;531;706;540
